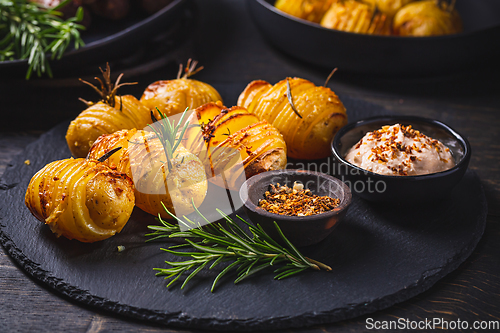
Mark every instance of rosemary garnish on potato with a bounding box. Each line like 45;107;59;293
324;68;338;87
146;203;331;292
148;107;190;172
79;63;137;108
286;78;303;119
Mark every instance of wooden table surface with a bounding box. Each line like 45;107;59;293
1;1;499;332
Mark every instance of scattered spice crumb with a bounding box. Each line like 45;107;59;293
258;182;340;216
117;245;125;252
24;160;30;165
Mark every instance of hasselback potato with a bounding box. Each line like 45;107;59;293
274;0;334;23
320;0;391;35
140;59;222;119
184;102;287;188
66;64;150;158
393;0;462;36
25;158;135;242
88;126;208;219
238;78;347;160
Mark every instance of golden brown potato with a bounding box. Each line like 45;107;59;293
88;129;208;219
320;0;391;35
183;102;287;188
238;78;347;160
66;65;150;158
393;0;462;36
66;95;150;158
274;0;334;23
141;60;222;119
25;158;135;242
374;0;414;17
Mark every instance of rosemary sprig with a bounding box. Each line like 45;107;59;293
286;78;303;119
0;0;86;79
79;63;137;107
221;127;231;136
324;68;338;87
146;203;332;292
96;146;122;163
148;107;190;172
177;58;204;79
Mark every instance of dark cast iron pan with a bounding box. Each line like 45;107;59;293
248;0;500;76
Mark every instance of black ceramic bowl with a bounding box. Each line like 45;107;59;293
239;169;351;247
248;0;500;76
331;116;471;203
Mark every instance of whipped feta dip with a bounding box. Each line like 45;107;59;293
345;124;454;176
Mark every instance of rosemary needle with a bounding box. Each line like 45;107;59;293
286;78;303;119
146;202;331;292
148;107;190;172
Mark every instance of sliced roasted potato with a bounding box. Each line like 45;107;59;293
25;158;135;242
88;129;208;219
66;95;150;158
184;103;287;188
393;0;462;36
320;0;391;35
141;60;222;118
238;78;347;160
275;0;334;23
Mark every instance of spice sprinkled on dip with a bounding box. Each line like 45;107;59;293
258;182;340;216
345;124;454;176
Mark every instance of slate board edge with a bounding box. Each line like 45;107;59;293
0;123;488;331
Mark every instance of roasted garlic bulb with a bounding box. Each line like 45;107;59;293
66;65;150;158
393;0;462;36
25;158;135;243
320;0;391;35
238;78;347;160
140;59;222;118
88;129;208;219
184;102;287;188
275;0;334;23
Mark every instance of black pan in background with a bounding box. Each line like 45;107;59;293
0;0;189;78
248;0;500;76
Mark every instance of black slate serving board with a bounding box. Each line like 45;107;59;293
0;95;487;331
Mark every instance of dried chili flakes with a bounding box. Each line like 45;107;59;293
258;182;340;216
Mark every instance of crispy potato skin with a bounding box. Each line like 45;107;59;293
238;78;347;160
183;103;287;188
140;78;222;118
373;0;415;17
393;1;462;36
25;158;135;242
275;0;334;23
88;130;208;219
66;95;150;158
320;0;391;35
